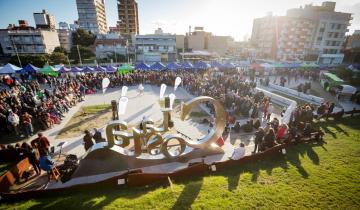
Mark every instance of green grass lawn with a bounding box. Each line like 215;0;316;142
1;117;360;209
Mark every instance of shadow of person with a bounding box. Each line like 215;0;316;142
171;177;203;210
306;145;320;165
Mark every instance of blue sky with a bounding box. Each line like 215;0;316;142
0;0;359;41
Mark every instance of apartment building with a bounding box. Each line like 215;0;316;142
76;0;108;34
95;33;128;60
251;1;352;63
117;0;139;36
33;9;56;31
0;21;60;55
134;31;176;63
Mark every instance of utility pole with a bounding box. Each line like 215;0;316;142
76;44;82;66
10;36;22;67
114;43;118;64
66;55;71;68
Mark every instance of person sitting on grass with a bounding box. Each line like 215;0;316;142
231;143;246;160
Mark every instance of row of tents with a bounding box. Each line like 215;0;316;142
0;61;346;76
0;63;135;76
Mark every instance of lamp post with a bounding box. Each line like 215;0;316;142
77;44;83;66
10;36;22;67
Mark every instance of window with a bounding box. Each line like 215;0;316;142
328;32;332;38
319;28;325;32
334;32;339;38
337;24;341;29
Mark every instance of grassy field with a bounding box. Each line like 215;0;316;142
56;104;112;139
1;116;360;209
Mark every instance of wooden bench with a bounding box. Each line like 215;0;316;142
0;158;31;192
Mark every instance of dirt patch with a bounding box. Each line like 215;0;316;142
56;105;112;139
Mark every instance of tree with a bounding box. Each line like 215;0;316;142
72;29;96;47
49;52;67;65
9;54;48;67
69;46;95;64
53;46;68;55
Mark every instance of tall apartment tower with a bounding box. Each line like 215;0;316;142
33;9;56;31
117;0;139;36
76;0;108;34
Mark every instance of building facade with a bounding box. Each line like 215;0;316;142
117;0;139;36
76;0;108;34
57;29;72;52
134;32;176;63
343;30;360;63
251;1;352;63
33;9;56;31
0;21;60;55
95;33;127;60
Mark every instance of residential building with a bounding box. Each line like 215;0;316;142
57;29;72;52
287;1;352;64
76;0;107;34
208;35;234;56
95;33;127;60
277;17;316;61
33;9;56;31
343;30;360;63
175;35;185;54
184;27;234;56
70;21;80;31
0;20;60;55
134;30;176;63
251;1;352;63
187;27;211;52
117;0;139;36
59;22;69;30
251;14;285;59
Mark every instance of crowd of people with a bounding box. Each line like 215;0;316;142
0;68;332;167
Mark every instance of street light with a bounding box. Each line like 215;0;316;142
10;36;22;67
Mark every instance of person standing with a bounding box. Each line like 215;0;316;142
253;128;265;153
22;112;34;137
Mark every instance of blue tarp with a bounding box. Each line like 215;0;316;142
222;62;236;69
135;62;150;71
150;62;166;71
194;61;210;70
19;64;39;74
70;66;83;73
95;65;106;72
58;66;70;73
106;65;117;73
166;62;181;71
0;63;22;74
210;61;223;69
82;66;94;73
180;61;193;70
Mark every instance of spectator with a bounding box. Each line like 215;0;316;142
231;143;246;160
253;128;265;153
83;130;94;151
22;112;34;137
7;110;20;136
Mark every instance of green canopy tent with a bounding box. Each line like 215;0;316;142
272;62;284;68
40;65;58;77
117;63;134;75
301;62;319;68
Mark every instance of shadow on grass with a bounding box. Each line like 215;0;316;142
220;141;325;191
23;184;161;210
171;177;203;210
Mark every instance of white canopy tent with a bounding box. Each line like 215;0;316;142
339;85;357;95
0;63;21;74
